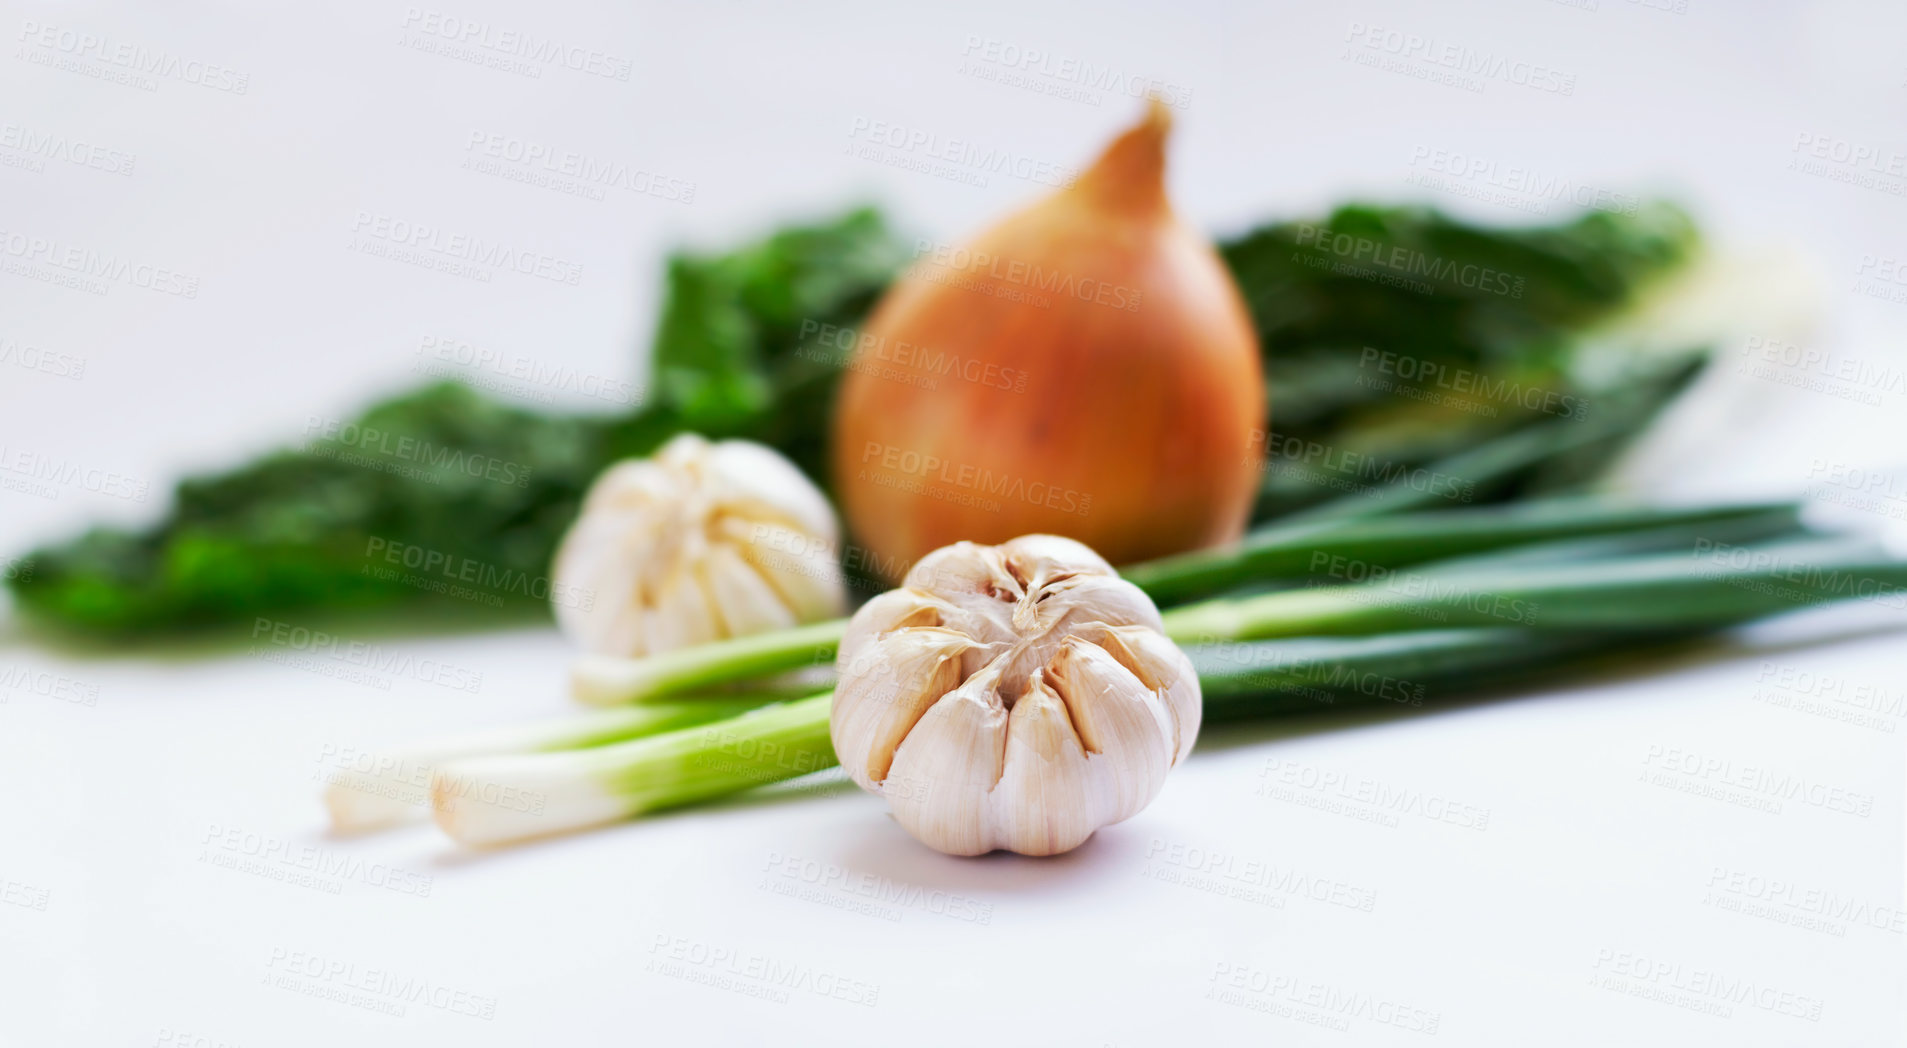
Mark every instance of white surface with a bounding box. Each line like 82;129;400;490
3;0;1904;1044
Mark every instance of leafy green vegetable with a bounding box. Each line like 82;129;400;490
14;384;617;633
10;211;903;634
6;202;1704;636
649;207;908;481
1228;202;1700;517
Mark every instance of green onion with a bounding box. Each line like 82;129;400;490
432;695;835;846
1190;628;1689;721
322;698;773;832
432;627;1674;844
1158;538;1906;640
571;620;846;706
414;497;1906;845
572;499;1810;705
472;540;1907;843
1263;353;1706;523
1123;497;1802;604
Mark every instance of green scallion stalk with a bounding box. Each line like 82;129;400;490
428;530;1907;846
1157;538;1907;641
569;499;1811;705
430;627;1672;845
425;519;1907;845
1123;497;1802;604
322;698;774;832
431;694;836;846
570;620;846;706
1263;354;1708;524
1190;628;1691;721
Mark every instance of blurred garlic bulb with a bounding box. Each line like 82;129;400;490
552;433;845;656
831;101;1265;576
830;534;1199;856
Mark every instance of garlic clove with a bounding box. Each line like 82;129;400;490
998;534;1114;587
577;457;674;513
1045;635;1175;823
905;540;1019;601
831;627;977;790
883;666;1009;856
1024;575;1165;636
700;542;798;637
721;517;847;625
696;437;840;541
641;565;722;654
838;587;950;655
837;585;1015;662
1094;625;1202;766
903;535;1155;645
551;497;669;655
555;543;650;656
992;672;1102;856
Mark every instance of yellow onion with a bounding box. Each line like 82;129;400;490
831;102;1264;577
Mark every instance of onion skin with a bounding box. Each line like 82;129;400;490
831;103;1266;577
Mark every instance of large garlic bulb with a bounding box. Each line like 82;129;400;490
830;534;1199;856
831;102;1265;576
552;434;845;656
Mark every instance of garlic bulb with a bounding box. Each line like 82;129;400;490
830;534;1200;856
831;102;1265;576
552;433;845;656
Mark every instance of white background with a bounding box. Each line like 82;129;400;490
2;0;1904;1044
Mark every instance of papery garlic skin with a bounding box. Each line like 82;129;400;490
552;434;846;657
831;535;1200;856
